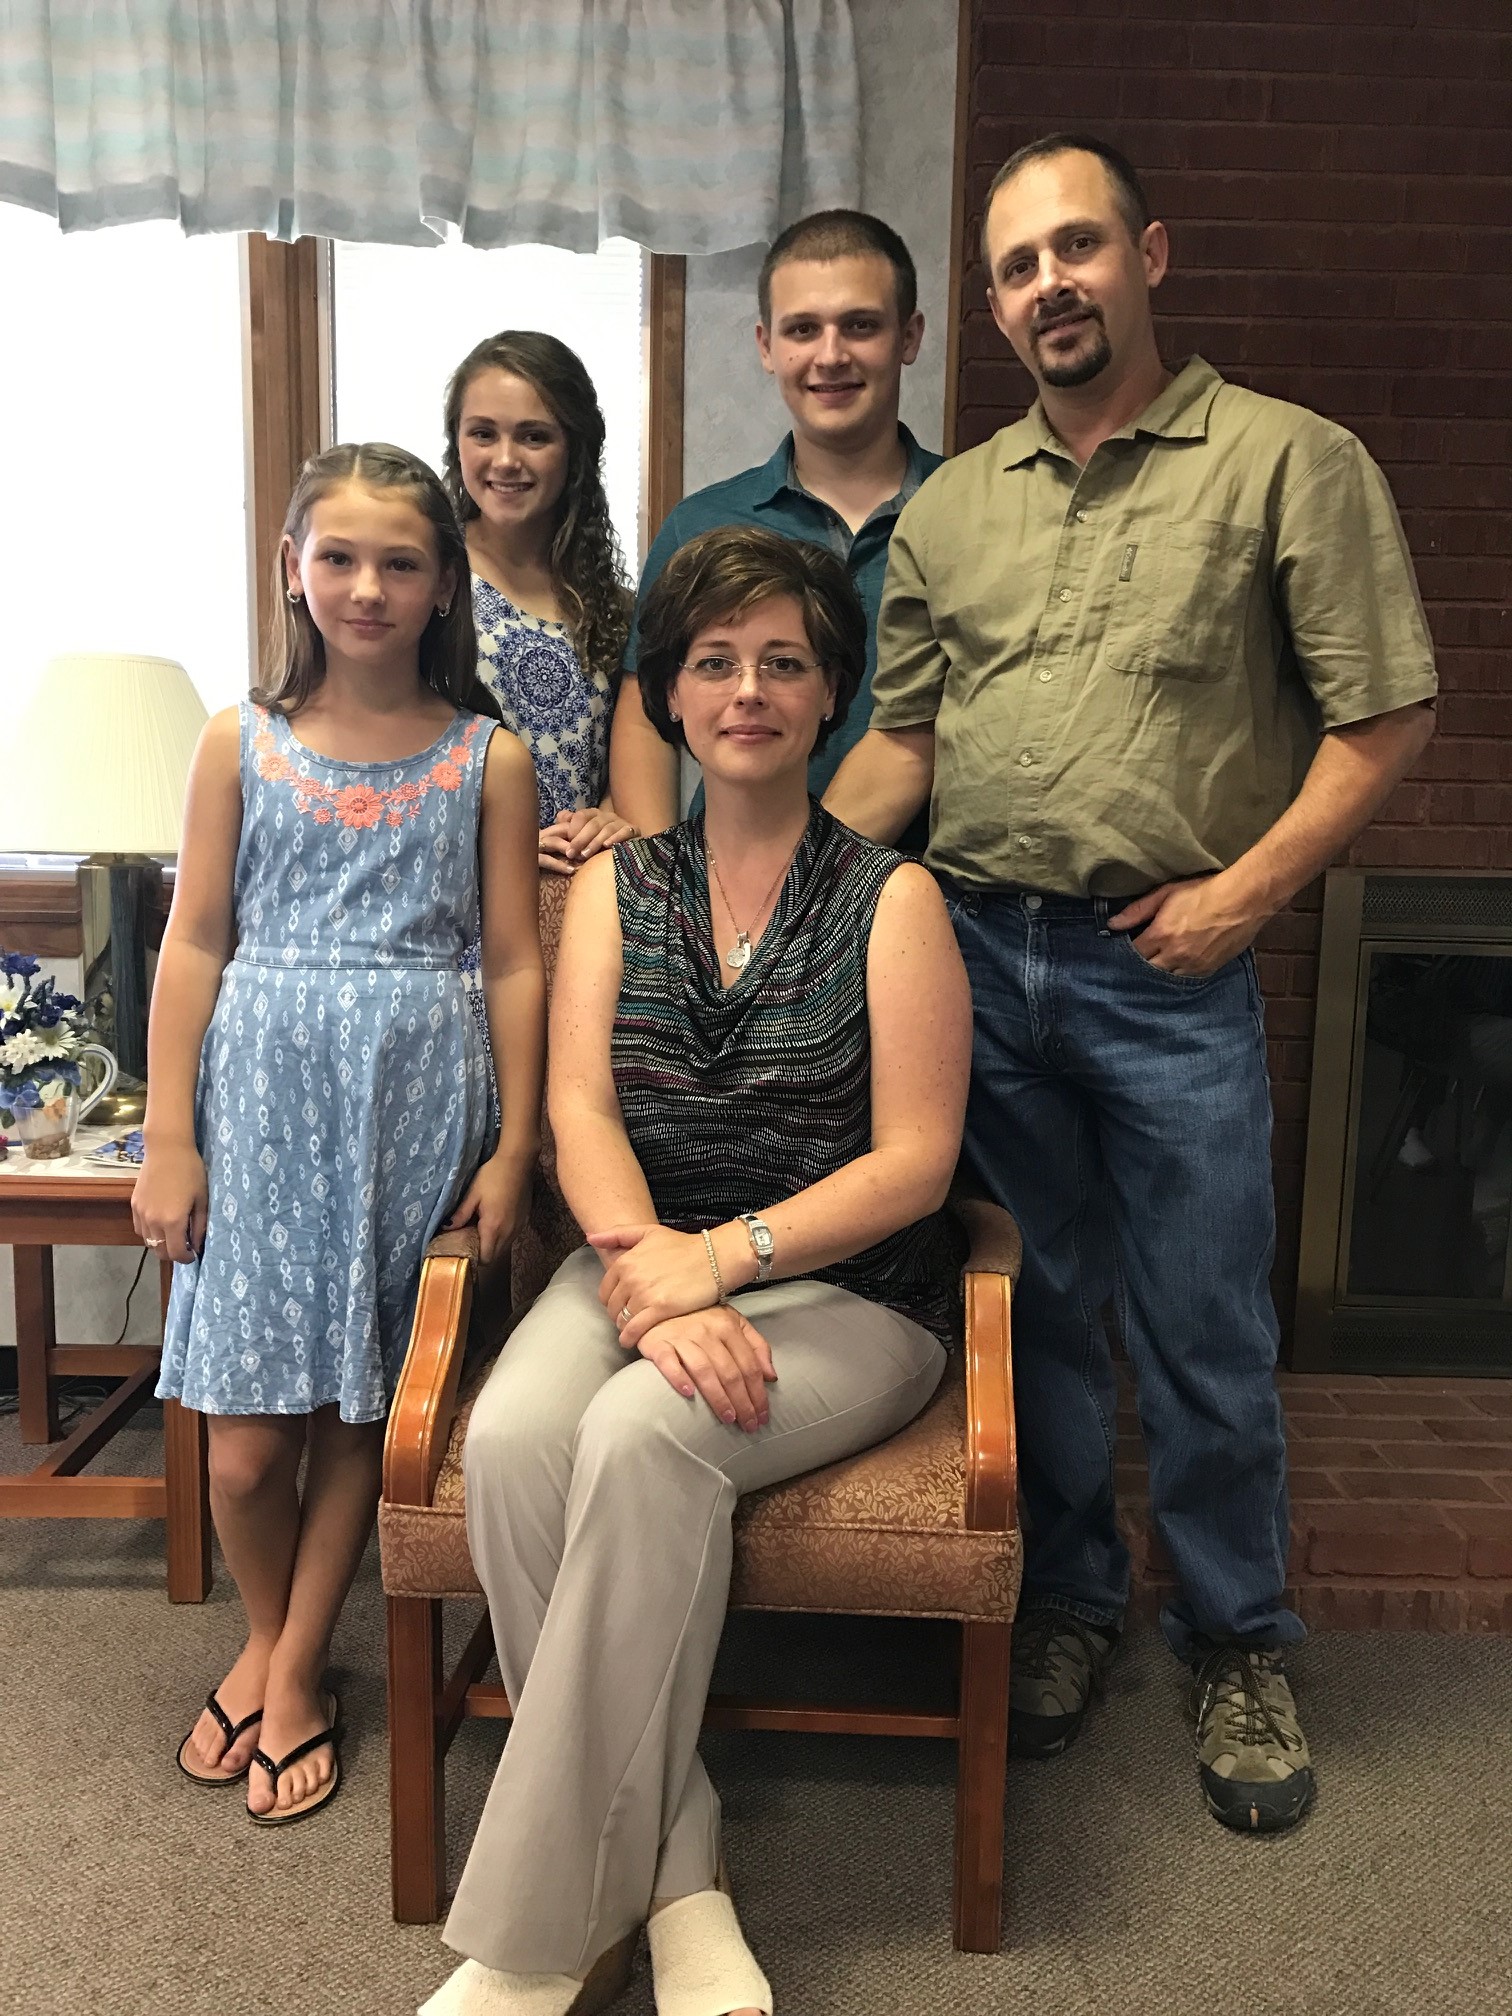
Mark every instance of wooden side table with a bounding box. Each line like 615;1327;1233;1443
0;1136;211;1601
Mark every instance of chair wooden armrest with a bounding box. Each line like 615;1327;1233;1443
959;1198;1020;1536
383;1226;482;1511
954;1195;1023;1283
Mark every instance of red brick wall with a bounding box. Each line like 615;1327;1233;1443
955;0;1512;1332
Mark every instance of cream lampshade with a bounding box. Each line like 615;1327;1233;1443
0;654;210;1120
0;653;208;855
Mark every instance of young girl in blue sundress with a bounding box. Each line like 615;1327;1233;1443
137;442;545;1827
442;330;637;881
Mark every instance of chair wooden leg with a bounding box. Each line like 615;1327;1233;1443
388;1594;446;1924
952;1619;1011;1953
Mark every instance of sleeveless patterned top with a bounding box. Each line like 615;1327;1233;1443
611;801;964;1344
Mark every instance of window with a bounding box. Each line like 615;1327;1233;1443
330;237;647;569
0;209;250;716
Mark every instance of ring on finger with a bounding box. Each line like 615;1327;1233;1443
145;1237;164;1249
617;1303;632;1327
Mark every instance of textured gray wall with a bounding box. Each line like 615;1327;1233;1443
681;0;960;491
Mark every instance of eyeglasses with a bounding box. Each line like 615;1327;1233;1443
679;654;826;685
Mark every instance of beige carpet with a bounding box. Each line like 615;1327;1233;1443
3;1409;1511;2016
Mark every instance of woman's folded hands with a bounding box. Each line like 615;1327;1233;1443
590;1222;775;1429
633;1307;776;1431
591;1222;738;1342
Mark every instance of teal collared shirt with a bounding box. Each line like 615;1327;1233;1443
627;425;943;803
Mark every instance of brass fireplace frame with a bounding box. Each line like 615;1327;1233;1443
1293;866;1512;1376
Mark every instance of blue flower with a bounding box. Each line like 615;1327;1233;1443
1;954;40;979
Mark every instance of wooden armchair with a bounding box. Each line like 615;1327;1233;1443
378;882;1024;1953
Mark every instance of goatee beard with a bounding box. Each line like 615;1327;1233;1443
1039;325;1113;388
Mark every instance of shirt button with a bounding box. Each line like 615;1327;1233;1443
1074;508;1089;523
1018;752;1034;768
1058;587;1072;602
1016;835;1032;850
1038;670;1053;682
1025;894;1043;911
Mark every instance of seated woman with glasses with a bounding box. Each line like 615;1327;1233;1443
424;525;972;2016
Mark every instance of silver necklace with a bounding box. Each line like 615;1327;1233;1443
708;843;796;971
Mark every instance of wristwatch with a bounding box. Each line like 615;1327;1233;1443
738;1211;775;1282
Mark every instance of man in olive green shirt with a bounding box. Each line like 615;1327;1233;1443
827;134;1436;1834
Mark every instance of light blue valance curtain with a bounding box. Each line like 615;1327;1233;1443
0;3;860;252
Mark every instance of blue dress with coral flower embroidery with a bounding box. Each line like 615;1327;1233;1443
155;701;497;1424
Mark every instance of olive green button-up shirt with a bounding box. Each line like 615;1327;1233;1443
871;358;1438;896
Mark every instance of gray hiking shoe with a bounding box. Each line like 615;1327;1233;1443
1009;1607;1117;1758
1190;1646;1316;1833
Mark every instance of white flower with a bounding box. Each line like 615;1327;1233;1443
0;978;22;1012
1;1031;47;1070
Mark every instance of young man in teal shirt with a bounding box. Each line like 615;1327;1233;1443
609;210;941;844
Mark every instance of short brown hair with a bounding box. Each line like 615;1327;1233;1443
981;134;1151;271
758;209;918;327
634;527;866;754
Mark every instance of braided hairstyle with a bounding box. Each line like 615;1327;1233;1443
255;441;499;721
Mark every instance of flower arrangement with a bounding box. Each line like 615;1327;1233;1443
0;953;91;1122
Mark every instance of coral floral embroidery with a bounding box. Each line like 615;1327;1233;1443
253;712;484;828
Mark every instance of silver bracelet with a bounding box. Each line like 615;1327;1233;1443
701;1226;728;1304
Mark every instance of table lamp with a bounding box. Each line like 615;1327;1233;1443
0;654;209;1124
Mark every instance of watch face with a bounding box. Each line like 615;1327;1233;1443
743;1215;774;1268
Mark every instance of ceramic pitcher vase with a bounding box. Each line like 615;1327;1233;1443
1;1045;119;1161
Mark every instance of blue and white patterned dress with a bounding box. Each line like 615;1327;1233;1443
472;577;610;823
156;702;497;1423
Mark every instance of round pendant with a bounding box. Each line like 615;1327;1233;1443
726;938;752;971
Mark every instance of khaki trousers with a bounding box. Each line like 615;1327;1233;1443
443;1244;946;1978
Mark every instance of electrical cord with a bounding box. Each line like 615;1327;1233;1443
109;1246;151;1348
0;1246;153;1425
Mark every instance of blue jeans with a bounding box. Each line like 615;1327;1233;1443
945;885;1304;1662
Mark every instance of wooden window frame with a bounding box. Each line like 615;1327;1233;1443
0;237;687;951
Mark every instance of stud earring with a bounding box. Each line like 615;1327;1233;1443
437;602;451;618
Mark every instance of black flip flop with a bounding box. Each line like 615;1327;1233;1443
177;1689;264;1786
247;1692;341;1827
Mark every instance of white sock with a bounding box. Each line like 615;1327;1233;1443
647;1891;773;2016
419;1957;583;2016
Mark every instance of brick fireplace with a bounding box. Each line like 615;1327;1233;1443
1120;1370;1512;1633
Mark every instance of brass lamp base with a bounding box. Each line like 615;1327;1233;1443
78;857;157;1106
93;1081;148;1129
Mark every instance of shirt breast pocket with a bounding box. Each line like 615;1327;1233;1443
1102;518;1261;682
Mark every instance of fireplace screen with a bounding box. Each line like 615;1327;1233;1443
1295;872;1512;1373
1348;950;1512;1301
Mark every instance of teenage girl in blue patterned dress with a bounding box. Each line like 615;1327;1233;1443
442;331;638;880
136;443;545;1826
